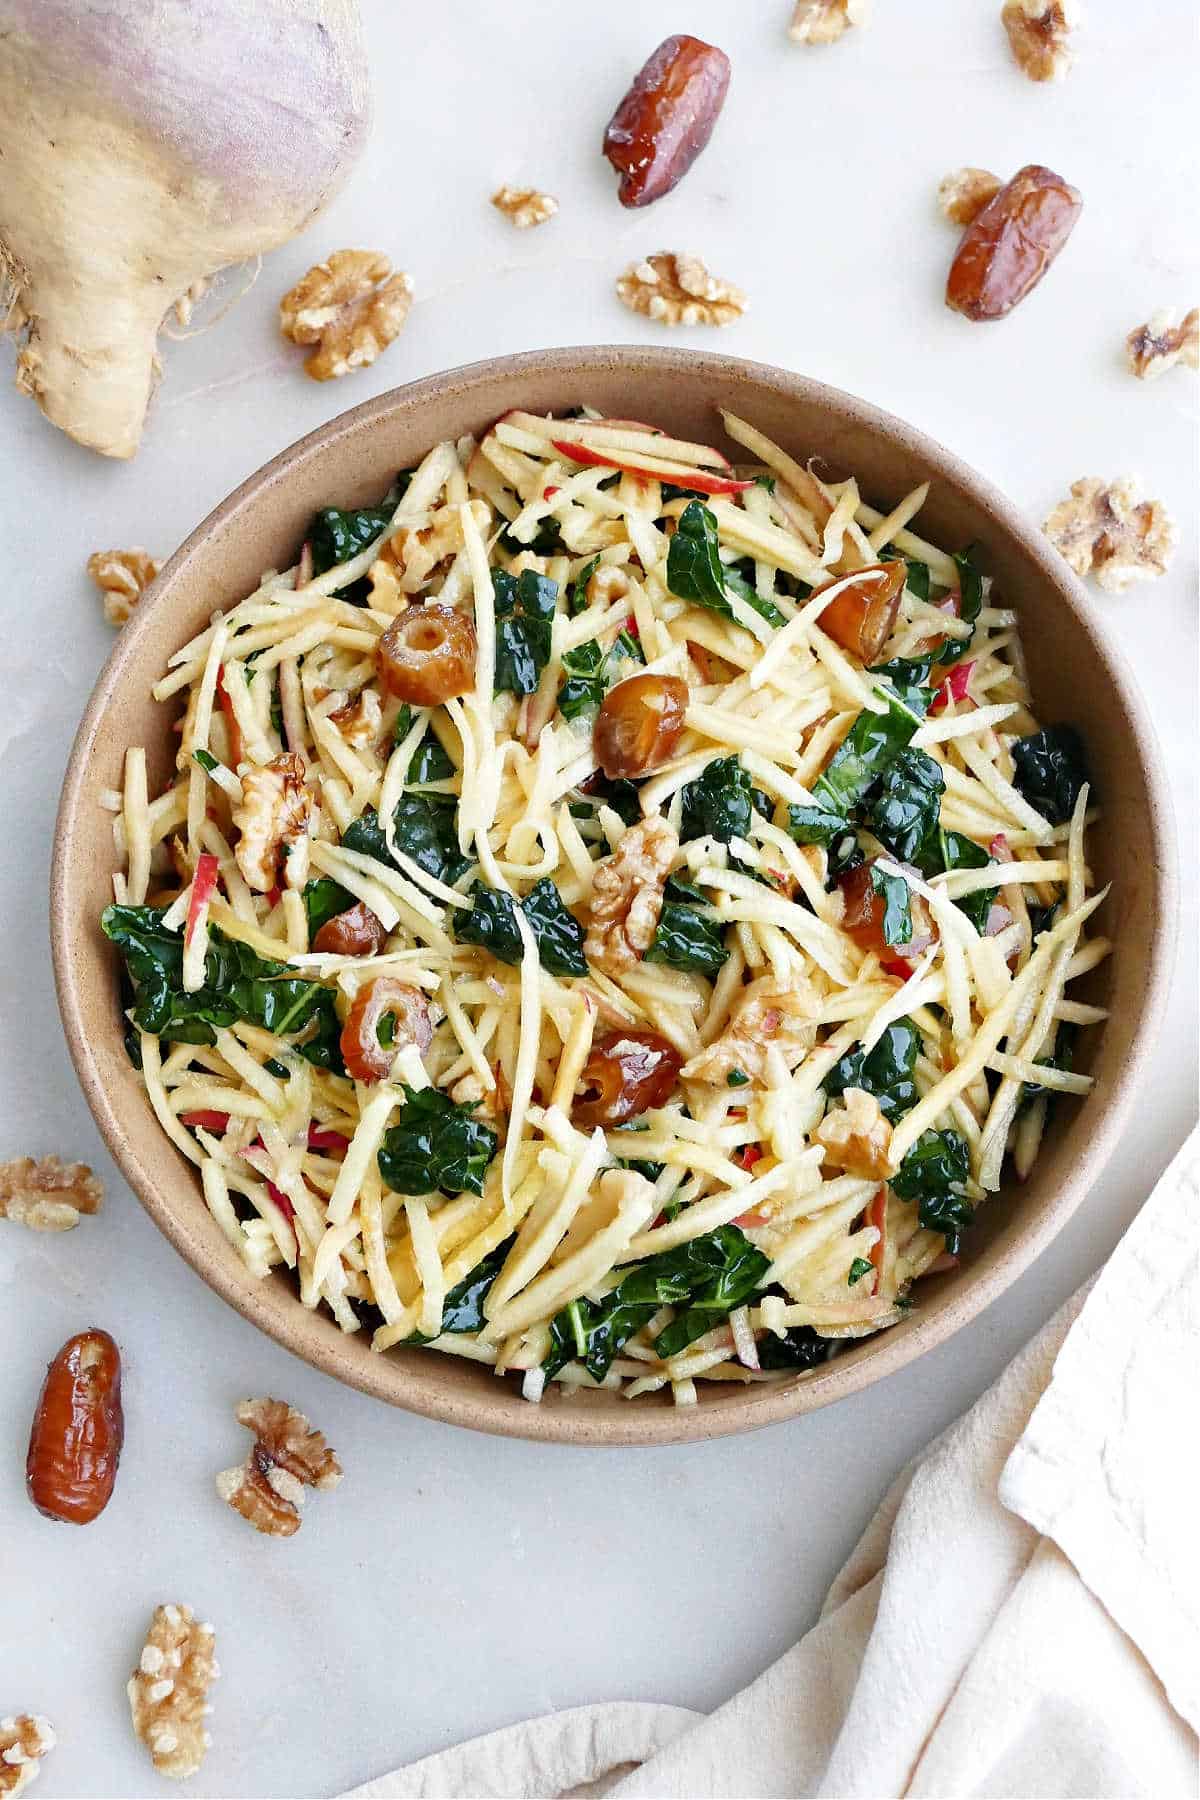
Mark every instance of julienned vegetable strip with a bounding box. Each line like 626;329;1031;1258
101;406;1106;1407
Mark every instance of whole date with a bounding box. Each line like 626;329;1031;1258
946;163;1082;322
603;35;731;209
26;1328;124;1524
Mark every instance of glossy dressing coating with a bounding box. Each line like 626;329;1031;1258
26;1329;124;1524
602;35;730;208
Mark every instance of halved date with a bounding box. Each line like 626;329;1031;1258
603;35;731;209
26;1328;124;1524
946;163;1082;321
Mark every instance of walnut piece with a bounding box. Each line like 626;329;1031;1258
328;687;382;749
0;1154;103;1232
216;1397;342;1538
585;816;678;975
127;1605;218;1782
682;976;819;1084
1001;0;1080;82
232;752;313;892
87;547;159;627
491;185;558;230
279;250;414;382
788;0;869;44
1043;477;1178;594
382;498;491;597
1125;308;1199;381
615;254;747;328
816;1086;893;1178
0;1716;55;1797
937;167;1003;227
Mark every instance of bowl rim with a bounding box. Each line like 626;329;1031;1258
51;345;1180;1446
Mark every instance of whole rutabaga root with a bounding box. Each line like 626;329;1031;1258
0;0;370;458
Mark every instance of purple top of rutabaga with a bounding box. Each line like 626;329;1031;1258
0;0;371;222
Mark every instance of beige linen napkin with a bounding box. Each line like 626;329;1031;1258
347;1129;1200;1800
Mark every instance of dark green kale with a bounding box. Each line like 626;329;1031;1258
1011;726;1090;826
645;874;729;974
377;1086;498;1198
933;545;985;664
576;774;642;827
810;680;929;818
680;755;754;845
1019;1024;1077;1110
666;500;785;627
543;1225;769;1381
102;906;342;1070
848;1257;875;1286
869;865;913;946
824;1018;920;1121
557;636;607;720
302;877;356;937
308;477;410;600
455;878;587;977
890;1128;974;1252
756;1324;831;1370
492;568;558;696
785;805;863;886
405;1240;514;1342
567;555;601;617
879;548;931;603
938;829;993;932
499;515;564;556
867;750;945;868
343;800;470;888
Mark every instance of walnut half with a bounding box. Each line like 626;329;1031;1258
1125;308;1199;381
0;1716;55;1797
232;752;314;893
280;250;414;382
788;0;869;44
216;1397;343;1537
87;548;160;628
127;1605;218;1782
1001;0;1080;82
1043;477;1178;594
615;254;747;329
585;816;678;975
0;1155;103;1232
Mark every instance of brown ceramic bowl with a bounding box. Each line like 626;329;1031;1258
52;347;1177;1445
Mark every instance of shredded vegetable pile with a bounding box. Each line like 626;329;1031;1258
101;406;1108;1406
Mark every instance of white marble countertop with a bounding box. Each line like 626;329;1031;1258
1;4;1196;1795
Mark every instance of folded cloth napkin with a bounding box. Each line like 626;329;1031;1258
347;1129;1200;1800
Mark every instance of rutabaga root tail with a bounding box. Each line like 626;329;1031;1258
13;283;165;460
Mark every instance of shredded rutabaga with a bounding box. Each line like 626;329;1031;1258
102;406;1108;1406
